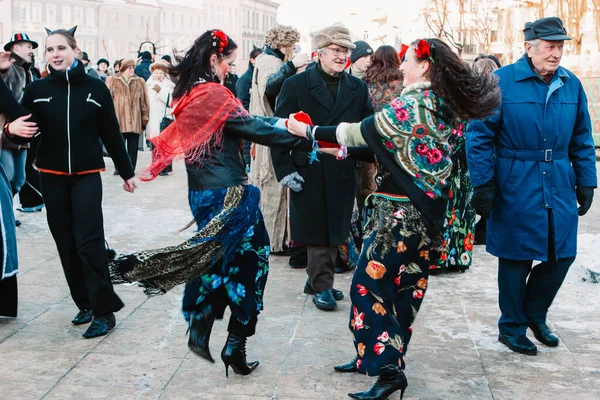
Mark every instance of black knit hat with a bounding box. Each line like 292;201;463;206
97;58;109;67
350;40;373;64
161;54;171;63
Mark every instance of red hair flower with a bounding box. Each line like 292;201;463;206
414;39;432;62
212;30;228;53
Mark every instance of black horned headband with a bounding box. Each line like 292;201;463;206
45;26;77;37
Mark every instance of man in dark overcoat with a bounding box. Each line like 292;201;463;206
271;25;374;311
467;17;597;355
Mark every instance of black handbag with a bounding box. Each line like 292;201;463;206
159;93;174;132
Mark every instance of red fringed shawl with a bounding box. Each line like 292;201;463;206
141;82;249;181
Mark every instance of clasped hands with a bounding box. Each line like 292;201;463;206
286;113;337;156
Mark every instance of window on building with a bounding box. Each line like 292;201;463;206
73;7;83;26
127;14;132;29
32;3;42;22
46;4;56;24
61;6;71;25
102;11;108;27
19;2;31;22
86;9;94;27
172;12;176;27
112;12;118;29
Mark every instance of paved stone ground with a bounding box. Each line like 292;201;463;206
1;153;599;400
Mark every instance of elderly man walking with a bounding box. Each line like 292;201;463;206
467;17;597;355
272;25;373;311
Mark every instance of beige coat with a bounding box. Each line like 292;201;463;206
107;73;149;134
248;53;288;252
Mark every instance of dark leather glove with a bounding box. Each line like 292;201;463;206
471;181;496;219
576;186;595;216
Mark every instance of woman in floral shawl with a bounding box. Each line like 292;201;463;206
110;30;311;376
288;39;501;399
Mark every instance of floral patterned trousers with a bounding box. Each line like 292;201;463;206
182;187;270;335
349;195;430;376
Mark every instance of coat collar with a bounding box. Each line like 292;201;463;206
307;63;357;123
47;60;87;83
514;54;570;82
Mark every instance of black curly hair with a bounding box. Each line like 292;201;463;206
171;30;237;99
412;38;501;122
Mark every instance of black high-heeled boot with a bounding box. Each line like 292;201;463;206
187;306;216;363
348;371;408;400
221;333;259;377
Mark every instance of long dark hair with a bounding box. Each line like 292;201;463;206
171;30;237;99
414;38;501;122
363;45;403;85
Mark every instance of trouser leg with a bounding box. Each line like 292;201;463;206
307;245;337;292
41;174;91;311
123;132;139;171
498;258;533;336
70;173;123;315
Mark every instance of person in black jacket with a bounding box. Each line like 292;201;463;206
20;28;137;339
108;29;312;375
134;51;153;81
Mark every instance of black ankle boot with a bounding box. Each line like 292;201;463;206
348;371;408;400
221;333;259;377
188;306;216;363
334;356;358;373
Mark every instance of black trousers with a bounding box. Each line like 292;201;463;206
307;245;338;292
40;172;124;316
0;275;18;317
122;132;139;171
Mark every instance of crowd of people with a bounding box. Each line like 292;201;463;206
0;16;597;400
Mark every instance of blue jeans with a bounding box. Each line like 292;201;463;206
0;149;27;195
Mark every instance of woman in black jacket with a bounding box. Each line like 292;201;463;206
109;29;312;376
20;28;136;338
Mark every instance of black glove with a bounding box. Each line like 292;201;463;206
576;186;595;216
471;181;496;219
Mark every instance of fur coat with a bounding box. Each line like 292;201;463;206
107;73;149;134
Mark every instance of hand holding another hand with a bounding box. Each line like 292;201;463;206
287;113;309;138
8;114;38;138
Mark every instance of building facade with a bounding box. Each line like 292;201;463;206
2;0;279;70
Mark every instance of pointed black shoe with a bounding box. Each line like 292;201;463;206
529;323;559;347
188;307;216;363
71;309;93;325
498;333;538;355
313;289;337;311
334;356;358;373
348;372;408;400
82;313;116;339
304;279;344;300
221;333;259;377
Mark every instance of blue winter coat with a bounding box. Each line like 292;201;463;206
467;55;597;261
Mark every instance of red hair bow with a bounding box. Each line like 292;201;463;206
212;30;228;53
414;39;432;61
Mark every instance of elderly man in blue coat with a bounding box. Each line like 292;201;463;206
467;17;597;356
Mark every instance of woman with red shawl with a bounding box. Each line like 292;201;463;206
110;30;312;376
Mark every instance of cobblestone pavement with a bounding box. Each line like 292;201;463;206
1;153;599;400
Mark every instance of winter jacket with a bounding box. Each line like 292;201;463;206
0;55;34;150
145;77;174;139
236;63;254;110
0;77;31;151
223;73;238;96
135;59;152;81
107;73;150;135
271;64;374;246
84;64;101;80
467;55;597;261
251;47;297;115
20;61;134;180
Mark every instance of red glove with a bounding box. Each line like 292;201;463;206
287;112;339;149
